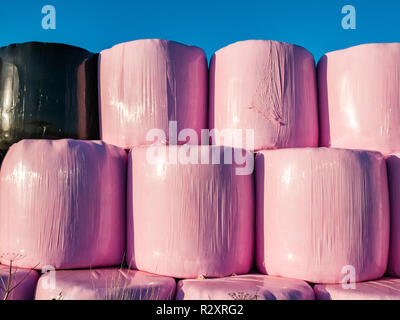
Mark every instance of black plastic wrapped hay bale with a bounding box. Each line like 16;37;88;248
0;42;100;155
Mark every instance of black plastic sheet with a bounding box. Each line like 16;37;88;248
0;42;100;153
0;149;7;165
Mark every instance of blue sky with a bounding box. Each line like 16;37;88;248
0;0;399;62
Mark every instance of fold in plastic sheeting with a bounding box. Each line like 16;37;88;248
127;145;254;279
386;153;400;277
318;43;400;154
0;42;100;157
176;274;314;300
35;268;176;300
99;39;208;149
255;148;389;284
0;264;39;300
314;278;400;300
0;139;127;270
209;40;318;151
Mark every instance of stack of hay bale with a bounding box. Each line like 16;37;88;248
0;39;399;300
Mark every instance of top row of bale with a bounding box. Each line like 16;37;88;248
0;40;399;155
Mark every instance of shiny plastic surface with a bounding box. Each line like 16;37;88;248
0;42;100;155
99;39;208;149
386;153;400;276
127;145;254;278
318;43;400;154
0;139;127;270
314;278;400;300
176;274;314;300
0;264;39;300
35;268;176;300
255;148;389;283
209;40;318;151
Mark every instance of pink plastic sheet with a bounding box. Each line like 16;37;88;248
127;145;254;278
256;148;389;284
319;43;400;154
0;264;39;300
176;274;315;300
314;278;400;300
0;139;127;270
99;39;208;149
35;268;176;300
209;40;318;151
386;153;400;276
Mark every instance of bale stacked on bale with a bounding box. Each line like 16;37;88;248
127;145;254;279
209;40;318;151
0;139;127;270
99;39;208;149
255;148;389;284
0;42;100;157
318;43;400;154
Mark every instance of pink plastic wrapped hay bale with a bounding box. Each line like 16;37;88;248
0;139;127;270
386;153;400;276
319;43;400;154
255;148;389;284
314;278;400;300
35;268;176;300
99;39;208;149
176;274;314;300
127;145;254;278
209;40;318;151
0;264;39;300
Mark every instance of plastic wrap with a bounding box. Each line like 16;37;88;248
35;268;176;300
255;148;389;284
99;39;208;149
0;139;127;270
0;264;39;300
209;40;318;151
314;278;400;300
386;153;400;276
127;145;254;278
176;274;314;300
318;43;400;154
0;42;99;157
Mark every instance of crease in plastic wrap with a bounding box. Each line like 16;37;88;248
318;43;400;154
209;40;318;151
255;148;389;284
0;264;39;300
99;39;208;149
176;274;315;300
35;268;176;300
0;42;100;157
386;153;400;276
0;139;127;270
314;278;400;300
127;145;254;278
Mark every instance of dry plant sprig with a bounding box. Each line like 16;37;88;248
227;291;259;300
0;253;39;300
88;253;166;301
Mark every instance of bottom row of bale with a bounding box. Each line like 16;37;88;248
2;265;400;300
0;139;399;299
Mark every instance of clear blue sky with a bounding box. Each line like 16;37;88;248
0;0;399;62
